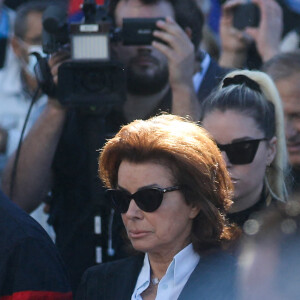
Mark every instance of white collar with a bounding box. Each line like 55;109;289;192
133;243;200;297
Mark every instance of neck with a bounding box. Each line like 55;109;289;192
123;84;169;122
147;240;191;280
229;183;264;213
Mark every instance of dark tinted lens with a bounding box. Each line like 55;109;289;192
219;140;260;165
105;189;131;213
134;189;164;212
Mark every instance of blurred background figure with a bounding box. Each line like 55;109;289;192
218;0;300;70
201;70;289;227
195;0;221;61
0;1;48;180
0;1;56;239
238;196;300;300
218;0;283;70
263;50;300;194
0;0;18;173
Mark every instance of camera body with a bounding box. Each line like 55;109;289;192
41;0;164;108
233;3;260;30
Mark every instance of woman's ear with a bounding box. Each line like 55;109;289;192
267;136;277;166
189;204;201;219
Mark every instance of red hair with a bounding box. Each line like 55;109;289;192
99;114;238;253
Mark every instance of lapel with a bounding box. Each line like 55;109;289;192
105;255;144;300
178;251;237;300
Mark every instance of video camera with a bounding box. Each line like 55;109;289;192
38;0;164;108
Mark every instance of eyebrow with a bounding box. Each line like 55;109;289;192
117;183;159;192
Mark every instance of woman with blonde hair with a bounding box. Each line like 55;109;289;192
201;69;289;227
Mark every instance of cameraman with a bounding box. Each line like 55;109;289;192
2;0;227;292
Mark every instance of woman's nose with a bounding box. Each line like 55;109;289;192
125;199;143;219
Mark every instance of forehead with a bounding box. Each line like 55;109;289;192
202;109;263;144
24;11;43;41
275;74;300;114
115;0;175;26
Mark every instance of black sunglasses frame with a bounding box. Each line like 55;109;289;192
217;138;268;165
105;186;181;213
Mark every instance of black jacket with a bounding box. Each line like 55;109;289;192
76;251;237;300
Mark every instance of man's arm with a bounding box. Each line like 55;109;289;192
153;17;201;121
1;101;67;213
2;237;72;299
1;52;68;213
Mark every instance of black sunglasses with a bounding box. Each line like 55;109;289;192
217;138;268;165
105;186;181;213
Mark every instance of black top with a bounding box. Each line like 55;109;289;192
227;191;267;227
76;251;237;300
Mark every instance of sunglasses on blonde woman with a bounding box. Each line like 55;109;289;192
217;138;268;165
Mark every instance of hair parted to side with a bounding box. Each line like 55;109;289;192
201;69;289;205
99;114;239;254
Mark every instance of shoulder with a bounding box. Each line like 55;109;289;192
0;191;72;296
76;255;144;300
0;190;53;246
179;251;237;300
83;255;143;280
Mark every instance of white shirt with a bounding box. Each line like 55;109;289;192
131;243;200;300
193;52;211;93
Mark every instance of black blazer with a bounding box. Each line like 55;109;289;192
76;251;237;300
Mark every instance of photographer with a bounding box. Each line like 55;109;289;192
219;0;283;69
2;0;227;292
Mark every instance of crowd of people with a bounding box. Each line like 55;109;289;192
0;0;300;299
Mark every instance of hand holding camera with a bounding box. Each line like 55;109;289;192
219;0;283;67
152;16;195;89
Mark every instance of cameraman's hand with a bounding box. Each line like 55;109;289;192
152;17;195;90
152;17;201;120
49;50;70;85
48;50;70;109
245;0;283;62
219;0;253;68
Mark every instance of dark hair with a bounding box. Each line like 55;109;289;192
262;50;300;81
108;0;204;49
202;74;275;140
201;70;288;204
14;1;52;39
99;114;239;254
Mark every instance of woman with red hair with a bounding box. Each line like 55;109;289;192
76;114;238;299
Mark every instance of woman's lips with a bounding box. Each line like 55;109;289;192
128;230;151;239
230;177;239;184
